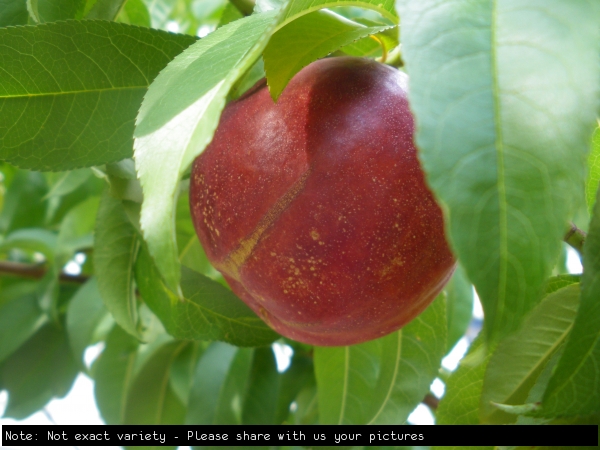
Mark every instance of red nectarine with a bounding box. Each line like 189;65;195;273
190;56;455;346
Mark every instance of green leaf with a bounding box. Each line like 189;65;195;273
541;187;600;417
123;340;187;427
396;1;600;343
44;169;92;199
587;126;600;215
436;336;490;425
315;295;446;424
94;191;141;338
274;350;314;423
0;228;57;261
30;0;86;22
116;0;151;27
544;274;580;295
135;246;280;347
85;0;126;20
66;278;108;366
0;21;196;171
0;170;47;234
93;325;139;424
0;288;47;363
0;324;79;419
0;0;28;27
135;10;281;295
142;0;177;29
263;10;392;100
281;0;397;24
56;196;99;262
186;343;254;425
169;341;204;407
242;346;280;424
445;264;474;352
480;283;580;423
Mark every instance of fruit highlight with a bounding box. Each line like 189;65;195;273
190;56;455;346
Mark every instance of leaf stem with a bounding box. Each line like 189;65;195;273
0;260;89;284
422;392;439;411
564;222;586;257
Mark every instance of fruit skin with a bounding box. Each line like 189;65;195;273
190;56;455;346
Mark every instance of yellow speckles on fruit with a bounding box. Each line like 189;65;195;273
270;252;276;256
310;266;315;271
319;241;324;246
310;230;320;240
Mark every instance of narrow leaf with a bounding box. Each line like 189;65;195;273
134;10;281;294
315;295;446;424
33;0;86;21
445;264;474;352
44;169;92;199
135;246;279;347
66;278;108;366
0;289;47;363
0;21;196;170
264;10;392;99
436;337;490;425
282;0;397;24
242;347;280;424
480;283;580;423
94;191;140;338
185;342;239;424
124;341;187;426
541;187;600;417
93;325;139;424
397;0;600;343
85;0;127;20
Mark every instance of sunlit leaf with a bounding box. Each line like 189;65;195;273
135;10;281;294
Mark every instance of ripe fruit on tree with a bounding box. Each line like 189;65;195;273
190;56;456;346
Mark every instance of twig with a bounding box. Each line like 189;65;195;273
0;260;89;284
564;222;586;257
422;393;439;411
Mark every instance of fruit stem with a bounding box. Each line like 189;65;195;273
564;222;586;257
370;35;388;63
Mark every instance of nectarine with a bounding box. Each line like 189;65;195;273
190;56;455;346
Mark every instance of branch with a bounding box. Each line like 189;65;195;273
564;222;586;257
422;392;439;411
0;260;89;284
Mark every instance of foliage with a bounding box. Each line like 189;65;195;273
0;0;599;445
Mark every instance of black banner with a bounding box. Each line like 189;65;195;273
2;424;598;447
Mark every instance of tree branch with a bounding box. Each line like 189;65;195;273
0;260;89;284
422;392;439;411
564;222;586;257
